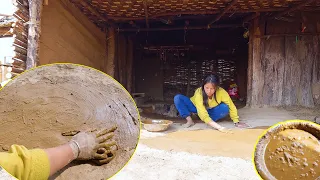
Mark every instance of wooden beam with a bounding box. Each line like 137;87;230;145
143;0;149;29
26;0;43;69
119;24;242;32
271;0;317;19
208;0;238;27
243;12;260;24
72;0;109;22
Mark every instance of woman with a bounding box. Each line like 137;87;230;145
174;74;248;132
0;127;116;180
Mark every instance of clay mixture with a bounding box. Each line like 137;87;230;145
0;64;140;180
141;129;265;159
265;129;320;179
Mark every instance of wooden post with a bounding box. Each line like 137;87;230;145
246;22;254;106
106;27;116;77
248;17;264;107
127;37;133;93
26;0;43;69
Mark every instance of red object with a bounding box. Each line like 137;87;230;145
228;86;239;99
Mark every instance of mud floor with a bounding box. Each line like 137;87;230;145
0;64;140;180
113;107;306;180
140;129;265;159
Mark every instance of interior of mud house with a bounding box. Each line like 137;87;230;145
0;0;319;122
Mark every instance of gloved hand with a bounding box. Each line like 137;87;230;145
68;125;118;164
217;127;233;134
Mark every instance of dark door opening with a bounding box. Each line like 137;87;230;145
133;27;248;107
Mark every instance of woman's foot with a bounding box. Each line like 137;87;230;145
182;116;195;128
182;121;195;128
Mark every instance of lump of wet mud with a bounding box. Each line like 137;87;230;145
256;123;320;180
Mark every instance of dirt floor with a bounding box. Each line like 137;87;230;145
112;106;319;180
0;64;140;180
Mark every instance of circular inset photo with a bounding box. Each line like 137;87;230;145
254;120;320;180
0;63;140;180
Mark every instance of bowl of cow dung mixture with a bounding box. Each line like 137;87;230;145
254;120;320;180
141;119;173;132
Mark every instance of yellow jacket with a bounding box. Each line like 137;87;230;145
0;145;50;180
190;87;240;123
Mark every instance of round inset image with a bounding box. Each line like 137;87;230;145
0;63;140;180
254;120;320;180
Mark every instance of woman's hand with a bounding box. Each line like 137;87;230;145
69;125;118;165
217;127;233;134
235;122;249;128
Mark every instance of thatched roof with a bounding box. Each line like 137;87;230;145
70;0;320;29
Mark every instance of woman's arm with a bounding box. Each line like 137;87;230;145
0;145;51;180
44;143;76;176
220;90;239;123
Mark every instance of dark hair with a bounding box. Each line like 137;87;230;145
201;74;220;108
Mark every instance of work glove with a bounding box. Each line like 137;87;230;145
68;125;118;165
217;127;233;134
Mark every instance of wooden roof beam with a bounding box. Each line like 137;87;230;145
119;24;241;32
143;0;149;29
271;0;317;19
72;0;113;26
207;0;238;27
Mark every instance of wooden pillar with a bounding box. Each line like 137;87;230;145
106;27;116;77
117;34;127;87
126;37;133;93
26;0;43;69
246;22;254;106
247;17;265;107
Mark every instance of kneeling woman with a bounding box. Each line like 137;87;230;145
174;74;248;132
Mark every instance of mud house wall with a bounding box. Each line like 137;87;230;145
247;12;320;107
39;0;107;72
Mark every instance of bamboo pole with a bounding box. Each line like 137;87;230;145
26;0;43;69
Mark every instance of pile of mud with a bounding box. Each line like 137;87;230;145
0;64;140;179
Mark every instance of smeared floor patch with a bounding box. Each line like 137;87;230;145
140;129;265;159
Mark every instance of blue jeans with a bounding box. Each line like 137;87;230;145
174;94;229;121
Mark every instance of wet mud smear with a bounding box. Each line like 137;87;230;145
265;129;320;180
0;64;140;180
141;129;265;159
